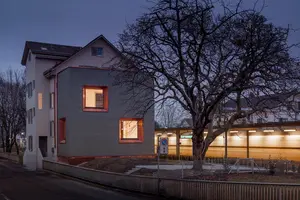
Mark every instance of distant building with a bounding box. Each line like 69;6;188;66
21;35;154;170
179;93;300;128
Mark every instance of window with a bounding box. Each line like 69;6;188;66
50;121;54;137
28;52;31;61
83;86;108;112
28;136;33;152
33;107;35;117
279;118;288;122
38;93;43;109
119;118;143;143
32;80;35;90
91;47;103;56
257;118;263;123
59;118;66;144
27;82;33;98
50;92;54;109
27;109;33;124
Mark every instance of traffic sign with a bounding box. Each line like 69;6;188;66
159;138;168;155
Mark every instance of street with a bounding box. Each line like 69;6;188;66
0;158;157;200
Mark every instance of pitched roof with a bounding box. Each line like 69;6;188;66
43;34;122;78
223;92;296;109
21;41;82;65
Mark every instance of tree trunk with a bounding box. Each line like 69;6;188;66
0;127;4;153
192;129;205;171
14;140;19;155
5;136;10;153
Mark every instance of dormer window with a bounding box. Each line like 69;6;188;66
91;47;103;56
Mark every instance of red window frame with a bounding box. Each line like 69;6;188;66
82;85;108;112
119;118;144;144
59;118;66;144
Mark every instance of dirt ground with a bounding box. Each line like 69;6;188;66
81;158;300;183
133;169;300;183
81;157;174;173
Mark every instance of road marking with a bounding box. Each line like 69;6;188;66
0;193;10;200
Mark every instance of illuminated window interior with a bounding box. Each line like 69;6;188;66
83;86;108;111
119;119;143;143
38;93;43;109
59;118;66;144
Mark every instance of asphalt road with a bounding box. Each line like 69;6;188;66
0;158;158;200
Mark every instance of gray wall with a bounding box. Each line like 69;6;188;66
57;67;154;157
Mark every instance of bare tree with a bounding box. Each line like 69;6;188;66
156;101;186;128
0;69;26;154
114;0;299;169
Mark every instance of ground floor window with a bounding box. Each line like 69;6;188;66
119;118;143;143
59;118;66;144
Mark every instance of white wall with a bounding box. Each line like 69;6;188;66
54;38;120;73
24;54;58;169
24;50;37;170
35;59;57;159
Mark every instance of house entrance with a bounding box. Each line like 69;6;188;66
39;136;47;157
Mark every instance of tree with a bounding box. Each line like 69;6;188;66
156;101;186;128
0;69;26;154
115;0;300;170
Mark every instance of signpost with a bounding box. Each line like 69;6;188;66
159;138;168;155
157;136;169;194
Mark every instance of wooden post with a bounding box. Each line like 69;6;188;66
246;130;250;158
225;131;228;159
176;130;180;159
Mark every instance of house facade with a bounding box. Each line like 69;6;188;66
21;35;154;170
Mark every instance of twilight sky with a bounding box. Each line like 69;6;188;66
0;0;299;70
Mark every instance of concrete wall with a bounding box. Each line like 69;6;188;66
57;67;154;157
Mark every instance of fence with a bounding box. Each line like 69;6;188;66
43;159;300;200
165;155;300;174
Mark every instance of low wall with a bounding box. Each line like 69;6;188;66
43;160;300;200
0;152;20;163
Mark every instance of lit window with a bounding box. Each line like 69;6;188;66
91;47;103;56
83;86;108;112
59;118;66;144
50;92;54;109
119;118;143;143
38;93;43;109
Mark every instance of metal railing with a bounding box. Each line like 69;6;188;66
43;159;300;200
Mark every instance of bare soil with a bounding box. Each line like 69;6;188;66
133;169;300;183
81;157;172;173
